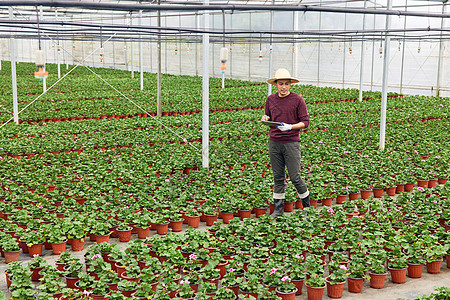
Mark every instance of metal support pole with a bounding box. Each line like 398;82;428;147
212;14;215;78
139;10;144;90
248;12;251;81
292;11;299;78
179;14;182;76
400;0;408;94
130;14;134;79
342;3;347;89
56;10;61;78
370;10;376;91
149;42;152;73
164;15;167;74
9;7;18;125
317;3;322;86
358;0;367;102
157;0;162;116
230;14;232;79
436;3;446;97
195;13;199;76
40;6;46;92
268;4;274;96
379;0;392;151
125;41;128;70
202;0;210;168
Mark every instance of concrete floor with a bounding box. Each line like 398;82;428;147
1;211;449;299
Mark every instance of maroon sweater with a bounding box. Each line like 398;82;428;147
264;92;310;143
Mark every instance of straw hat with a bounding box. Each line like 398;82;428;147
266;68;299;85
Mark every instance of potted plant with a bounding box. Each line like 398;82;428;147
238;200;253;220
117;279;138;297
202;205;219;226
116;223;133;242
239;273;263;298
28;255;48;281
387;249;408;284
305;274;326;300
215;287;237;300
346;257;369;293
185;207;201;228
2;238;20;263
275;275;297;300
201;262;221;286
37;267;66;298
23;230;45;257
176;281;196;299
75;272;95;291
368;258;387;289
154;214;170;235
47;227;67;255
326;260;347;298
91;279;110;300
62;260;84;288
169;212;184;232
90;222;111;243
66;221;85;251
220;268;243;297
424;244;445;274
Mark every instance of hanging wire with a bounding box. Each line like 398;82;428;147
222;9;226;47
259;33;263;62
35;6;41;50
100;26;103;49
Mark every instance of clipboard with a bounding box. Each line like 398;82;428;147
261;120;282;127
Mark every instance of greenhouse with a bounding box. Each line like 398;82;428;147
0;0;449;299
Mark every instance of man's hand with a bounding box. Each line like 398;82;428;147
276;123;292;131
261;115;270;121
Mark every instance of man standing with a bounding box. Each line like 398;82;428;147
261;68;310;218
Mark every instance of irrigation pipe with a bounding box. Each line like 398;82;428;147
1;1;450;19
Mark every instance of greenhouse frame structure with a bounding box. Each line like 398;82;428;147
0;0;449;166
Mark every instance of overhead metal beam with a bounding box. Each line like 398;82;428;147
1;1;450;19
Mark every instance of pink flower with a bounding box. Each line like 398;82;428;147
417;187;425;192
344;151;348;154
189;254;197;260
414;150;419;154
340;167;344;170
165;179;170;183
295;253;301;259
327;208;334;213
33;254;39;257
229;268;235;273
340;265;347;270
433;200;437;203
319;141;323;144
270;268;277;275
180;279;190;285
92;254;101;260
83;290;91;296
281;276;291;282
440;104;444;107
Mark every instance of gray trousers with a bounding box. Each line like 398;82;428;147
269;140;309;200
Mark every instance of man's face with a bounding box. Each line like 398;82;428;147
275;79;291;97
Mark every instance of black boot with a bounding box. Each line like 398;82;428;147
302;195;310;208
270;199;284;218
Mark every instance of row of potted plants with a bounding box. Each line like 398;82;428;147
4;181;450;299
